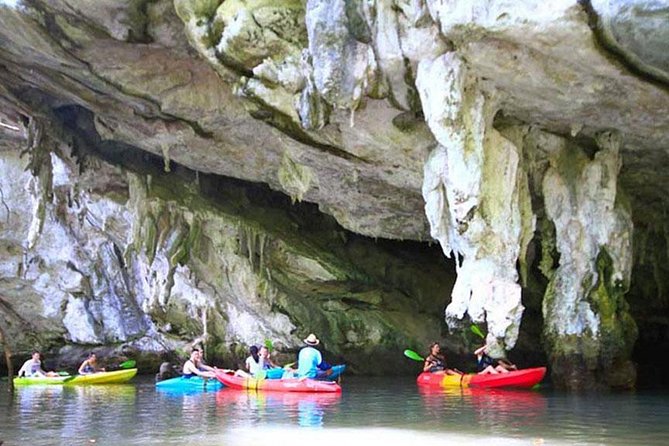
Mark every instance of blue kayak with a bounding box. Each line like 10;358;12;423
265;364;346;380
324;364;346;381
155;375;223;391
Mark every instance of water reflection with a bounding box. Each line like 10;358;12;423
419;386;547;431
11;384;137;445
2;378;669;446
14;384;66;414
215;389;341;427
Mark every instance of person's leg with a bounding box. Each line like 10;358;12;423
478;365;497;375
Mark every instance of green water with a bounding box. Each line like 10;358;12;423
1;377;668;445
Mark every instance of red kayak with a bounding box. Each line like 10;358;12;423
417;367;546;389
215;370;342;393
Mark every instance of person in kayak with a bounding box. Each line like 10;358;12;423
474;344;518;374
182;348;217;379
78;352;106;375
296;333;332;380
259;345;278;370
244;345;263;376
17;351;59;378
423;342;461;375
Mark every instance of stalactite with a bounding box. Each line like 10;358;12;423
160;144;171;173
22;117;54;251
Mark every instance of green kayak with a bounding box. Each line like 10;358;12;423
13;369;137;386
13;375;73;385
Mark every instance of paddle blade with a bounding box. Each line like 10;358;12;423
264;339;273;352
119;360;136;369
470;325;485;339
283;362;295;369
403;349;424;361
57;371;70;376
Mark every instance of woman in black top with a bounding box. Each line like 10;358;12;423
423;342;461;375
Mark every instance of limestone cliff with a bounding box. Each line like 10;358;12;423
0;0;668;388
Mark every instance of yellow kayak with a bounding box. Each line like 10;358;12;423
64;368;137;385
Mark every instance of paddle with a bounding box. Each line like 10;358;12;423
119;360;136;369
403;349;424;361
471;324;485;339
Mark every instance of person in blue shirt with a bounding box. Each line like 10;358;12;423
296;333;332;379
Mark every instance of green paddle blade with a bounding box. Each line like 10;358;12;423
403;349;424;361
283;362;295;369
470;324;485;339
57;371;70;376
119;360;136;369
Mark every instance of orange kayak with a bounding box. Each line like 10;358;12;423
417;367;546;389
215;370;342;393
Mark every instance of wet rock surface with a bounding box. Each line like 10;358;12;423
1;0;668;387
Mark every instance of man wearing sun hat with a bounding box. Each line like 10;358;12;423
296;333;332;379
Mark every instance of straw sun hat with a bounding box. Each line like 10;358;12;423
303;333;320;346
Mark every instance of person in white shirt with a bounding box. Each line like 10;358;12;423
17;351;59;378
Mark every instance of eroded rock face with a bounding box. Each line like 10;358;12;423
0;0;668;387
540;130;637;390
0;107;453;373
590;0;669;85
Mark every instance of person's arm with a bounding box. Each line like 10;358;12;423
474;345;487;356
199;362;216;372
78;360;89;375
17;360;30;377
183;361;199;376
36;363;49;376
423;358;434;372
317;359;332;370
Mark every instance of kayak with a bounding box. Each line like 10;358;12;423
13;369;138;386
322;364;346;381
417;367;546;389
63;369;138;385
13;375;73;386
215;370;342;393
265;364;346;380
155;375;223;391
